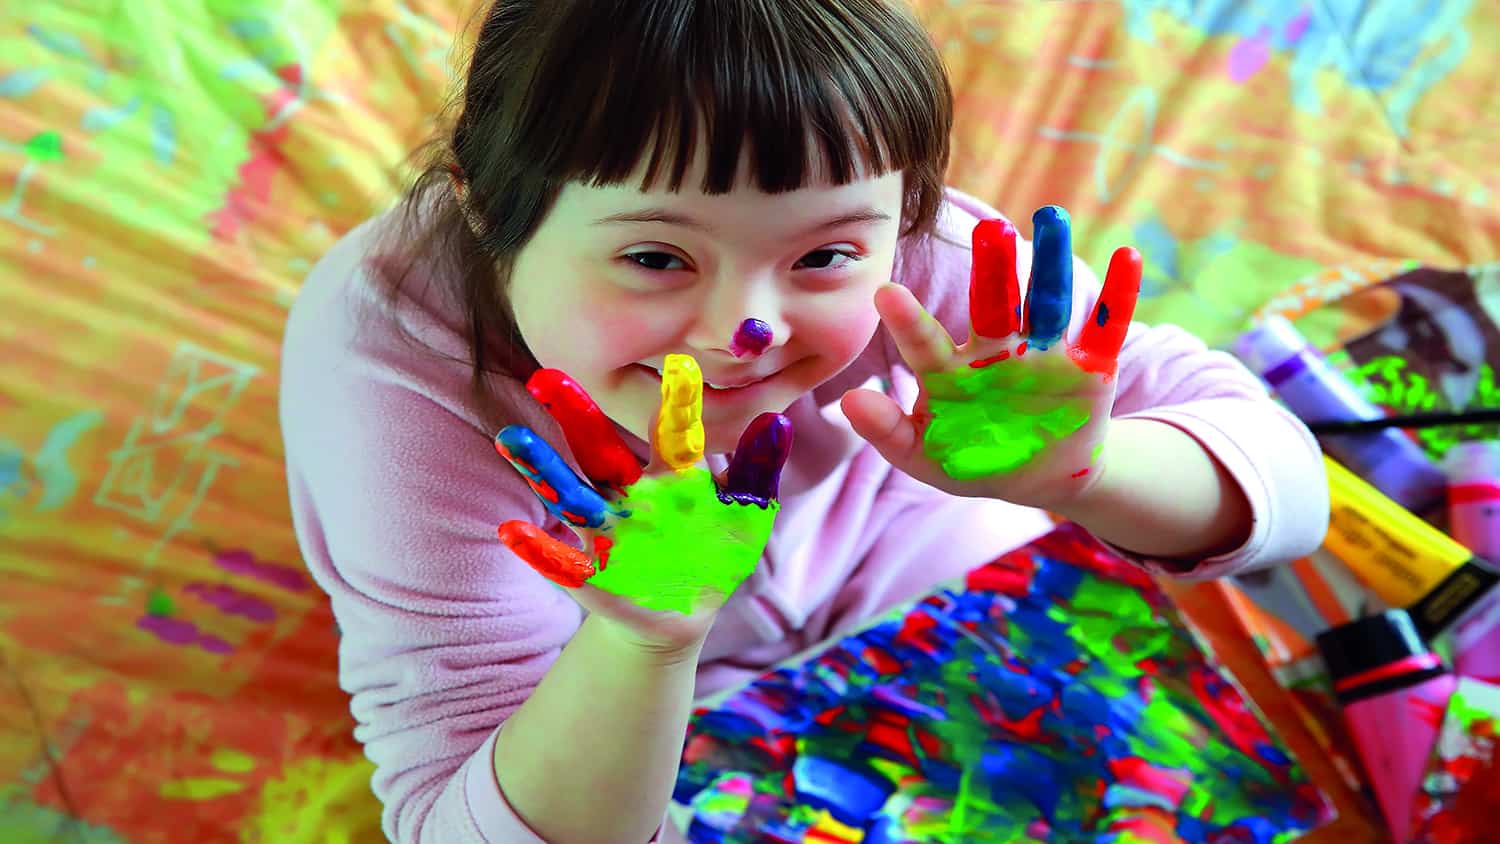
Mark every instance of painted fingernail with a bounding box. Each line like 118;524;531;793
526;368;642;488
722;412;794;506
656;353;705;471
730;318;774;358
498;521;595;587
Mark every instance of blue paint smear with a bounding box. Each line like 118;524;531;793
1120;0;1472;136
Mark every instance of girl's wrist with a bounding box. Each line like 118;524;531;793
585;611;712;667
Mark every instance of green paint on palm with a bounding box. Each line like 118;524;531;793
590;467;777;614
922;362;1092;480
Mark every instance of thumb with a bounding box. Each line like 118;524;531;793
841;388;922;469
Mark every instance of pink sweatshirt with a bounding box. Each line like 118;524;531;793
279;188;1327;843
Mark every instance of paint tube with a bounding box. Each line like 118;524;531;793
1447;440;1500;567
1230;549;1377;642
1442;441;1500;684
1316;610;1456;839
1235;316;1446;514
1323;455;1500;646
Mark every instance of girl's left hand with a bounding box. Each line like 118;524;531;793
841;206;1143;512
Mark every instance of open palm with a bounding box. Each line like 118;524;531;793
842;206;1142;511
494;355;793;651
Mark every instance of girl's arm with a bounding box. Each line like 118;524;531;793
1053;415;1254;562
494;613;702;843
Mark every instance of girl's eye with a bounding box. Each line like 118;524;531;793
625;251;686;272
795;249;859;270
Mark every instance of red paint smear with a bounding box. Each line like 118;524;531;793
1017;341;1028;356
893;612;941;654
814;704;848;726
804;827;861;843
864;646;903;675
1070;467;1090;478
593;535;613;571
1109;757;1191;807
965;554;1036;596
527;479;561;504
207;81;299;241
970;350;1011;368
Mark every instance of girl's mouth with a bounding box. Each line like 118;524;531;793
632;363;773;395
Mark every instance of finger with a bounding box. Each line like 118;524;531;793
875;282;955;374
969;218;1023;339
526;368;643;491
495;426;616;529
655;353;705;472
721;412;794;506
498;521;596;588
1072;246;1142;375
840;388;921;467
1023;205;1074;350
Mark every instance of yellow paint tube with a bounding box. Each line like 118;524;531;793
1323;456;1500;639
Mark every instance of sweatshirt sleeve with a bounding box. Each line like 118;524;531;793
280;253;595;842
894;188;1328;578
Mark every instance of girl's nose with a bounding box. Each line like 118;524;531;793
729;319;774;358
686;279;790;361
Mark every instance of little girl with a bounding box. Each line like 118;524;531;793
279;1;1328;842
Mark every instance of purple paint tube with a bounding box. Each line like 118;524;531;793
1445;441;1500;682
1317;610;1456;839
1234;316;1446;515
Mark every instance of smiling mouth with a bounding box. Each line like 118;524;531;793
634;363;771;392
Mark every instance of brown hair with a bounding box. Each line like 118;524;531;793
386;0;954;403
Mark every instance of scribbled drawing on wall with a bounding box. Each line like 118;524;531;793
94;341;259;565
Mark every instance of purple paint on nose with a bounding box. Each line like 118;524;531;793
730;318;773;358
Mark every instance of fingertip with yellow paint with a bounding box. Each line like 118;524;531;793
657;353;705;471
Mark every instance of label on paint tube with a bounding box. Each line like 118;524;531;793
1324;456;1500;640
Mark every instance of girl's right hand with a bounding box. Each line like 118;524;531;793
494;354;793;655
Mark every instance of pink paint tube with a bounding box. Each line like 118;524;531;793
1317;610;1456;839
1446;441;1500;683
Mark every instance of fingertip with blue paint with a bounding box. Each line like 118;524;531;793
1027;205;1074;349
494;425;613;528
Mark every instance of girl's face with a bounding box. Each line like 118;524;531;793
508;150;905;453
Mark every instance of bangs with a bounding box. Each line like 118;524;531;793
509;0;950;196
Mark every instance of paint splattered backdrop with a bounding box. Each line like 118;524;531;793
1;1;1496;841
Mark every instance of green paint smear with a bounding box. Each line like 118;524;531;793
588;468;776;614
0;789;127;843
922;362;1091;481
1343;355;1500;459
23;131;64;162
146;587;174;617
